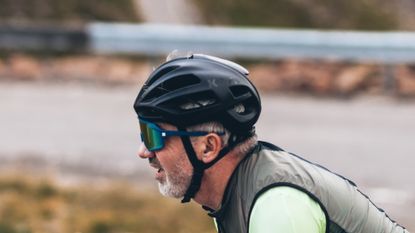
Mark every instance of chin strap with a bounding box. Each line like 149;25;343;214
179;127;255;203
179;132;204;203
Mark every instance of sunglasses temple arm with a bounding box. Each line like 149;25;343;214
162;130;208;137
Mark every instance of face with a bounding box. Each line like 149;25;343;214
140;123;193;198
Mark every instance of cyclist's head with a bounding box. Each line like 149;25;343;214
134;54;261;202
133;54;261;137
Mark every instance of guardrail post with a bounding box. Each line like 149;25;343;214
382;64;397;95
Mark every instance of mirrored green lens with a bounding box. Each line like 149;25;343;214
139;121;164;151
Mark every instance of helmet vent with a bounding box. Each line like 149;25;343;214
159;90;217;111
163;74;200;91
147;65;179;86
145;74;200;101
233;104;246;113
229;85;251;98
180;99;216;110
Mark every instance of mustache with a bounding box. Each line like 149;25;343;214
149;157;162;168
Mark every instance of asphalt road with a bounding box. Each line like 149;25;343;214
1;81;414;230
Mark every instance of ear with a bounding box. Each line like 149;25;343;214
199;133;222;164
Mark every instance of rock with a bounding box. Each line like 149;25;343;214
276;61;305;91
51;56;103;81
130;61;153;86
334;65;373;94
9;54;42;80
396;65;415;96
250;60;342;94
250;60;310;92
103;59;135;82
297;61;336;94
249;63;282;92
49;56;152;84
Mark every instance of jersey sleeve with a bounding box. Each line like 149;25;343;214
248;186;326;233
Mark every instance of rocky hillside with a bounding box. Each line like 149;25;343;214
2;0;415;30
0;0;140;24
192;0;415;30
1;54;415;97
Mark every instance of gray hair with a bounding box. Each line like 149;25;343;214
166;50;193;62
187;121;257;157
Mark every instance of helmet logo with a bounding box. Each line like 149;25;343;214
208;79;218;88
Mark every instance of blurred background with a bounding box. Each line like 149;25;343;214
0;0;414;232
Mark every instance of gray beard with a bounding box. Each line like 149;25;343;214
158;159;192;198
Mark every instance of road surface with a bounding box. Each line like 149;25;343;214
0;81;414;230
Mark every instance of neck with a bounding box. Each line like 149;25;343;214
193;151;244;210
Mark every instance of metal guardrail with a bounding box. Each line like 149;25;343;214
2;23;415;64
0;25;87;52
88;23;415;64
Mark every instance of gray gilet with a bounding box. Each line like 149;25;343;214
207;141;409;233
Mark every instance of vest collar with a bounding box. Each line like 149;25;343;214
204;142;261;219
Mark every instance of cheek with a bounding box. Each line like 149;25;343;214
157;137;190;168
162;137;183;157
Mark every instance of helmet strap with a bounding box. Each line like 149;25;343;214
179;133;232;203
178;127;255;203
179;128;205;203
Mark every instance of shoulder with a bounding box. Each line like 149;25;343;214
249;186;326;233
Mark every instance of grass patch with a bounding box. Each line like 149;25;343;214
0;176;216;233
192;0;397;30
0;0;140;23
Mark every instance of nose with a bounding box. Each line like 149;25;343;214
137;143;155;159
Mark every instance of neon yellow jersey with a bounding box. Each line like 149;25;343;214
248;186;326;233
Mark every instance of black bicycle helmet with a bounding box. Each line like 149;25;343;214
134;54;261;203
134;54;261;135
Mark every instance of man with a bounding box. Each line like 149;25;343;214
134;54;409;233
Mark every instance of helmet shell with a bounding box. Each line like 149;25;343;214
134;54;261;134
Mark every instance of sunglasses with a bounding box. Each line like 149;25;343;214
139;118;222;151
